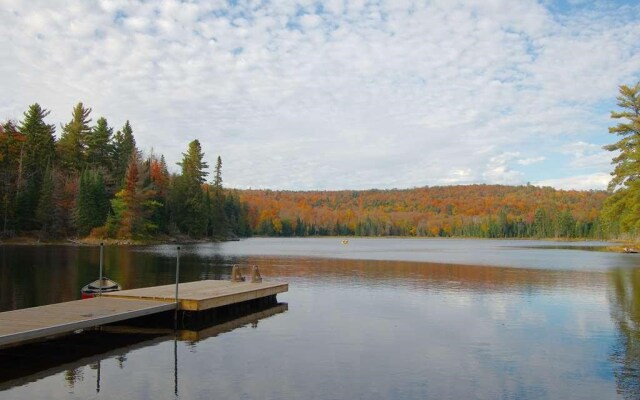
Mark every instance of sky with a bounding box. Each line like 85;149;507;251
1;0;639;191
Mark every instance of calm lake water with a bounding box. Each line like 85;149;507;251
1;238;639;399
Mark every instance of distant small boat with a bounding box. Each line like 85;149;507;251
341;239;349;245
81;278;122;298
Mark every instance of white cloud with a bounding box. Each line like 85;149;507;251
560;141;614;170
534;173;611;191
517;156;546;166
0;0;638;191
482;152;524;185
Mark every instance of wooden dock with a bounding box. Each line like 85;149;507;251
0;303;288;391
0;280;288;348
104;280;288;311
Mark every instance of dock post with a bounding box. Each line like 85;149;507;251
99;243;104;296
231;265;245;282
174;246;181;329
251;265;262;283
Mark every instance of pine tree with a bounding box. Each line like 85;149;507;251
177;140;209;184
74;169;109;236
57;102;92;172
213;156;222;190
35;162;55;235
16;104;56;230
170;140;209;237
167;174;189;235
112;120;137;188
224;191;251;237
602;81;640;236
85;117;113;171
210;155;227;237
203;185;212;236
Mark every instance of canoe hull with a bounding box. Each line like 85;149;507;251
81;278;122;299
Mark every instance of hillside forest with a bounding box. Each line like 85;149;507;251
241;80;640;240
2;81;639;242
240;186;606;238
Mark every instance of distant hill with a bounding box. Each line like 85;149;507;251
238;184;607;238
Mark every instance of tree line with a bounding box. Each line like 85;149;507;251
0;103;251;240
238;185;607;238
3;80;637;242
238;80;640;241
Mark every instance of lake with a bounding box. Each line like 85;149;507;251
1;238;639;399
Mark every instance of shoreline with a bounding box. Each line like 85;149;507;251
0;236;227;246
0;235;636;253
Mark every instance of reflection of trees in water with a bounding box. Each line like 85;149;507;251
111;249;232;287
244;256;606;292
609;268;640;399
197;254;229;280
64;367;83;388
0;246;81;310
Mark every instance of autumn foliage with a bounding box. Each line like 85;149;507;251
1;99;624;241
1;103;251;241
240;185;607;238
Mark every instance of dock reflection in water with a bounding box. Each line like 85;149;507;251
0;303;288;394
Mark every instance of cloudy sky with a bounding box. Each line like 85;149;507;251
1;0;639;191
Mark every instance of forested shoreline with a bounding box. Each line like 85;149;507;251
239;185;607;239
3;81;640;243
0;103;251;242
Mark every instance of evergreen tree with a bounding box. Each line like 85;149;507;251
177;140;209;184
57;102;92;172
159;155;169;179
16;104;56;230
170;140;209;236
85;117;113;171
224;191;251;237
35;162;55;235
74;169;109;236
213;156;222;190
602;81;640;236
167;173;189;234
112;120;136;188
210;155;227;237
203;185;212;236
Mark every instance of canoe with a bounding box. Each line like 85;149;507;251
81;277;122;298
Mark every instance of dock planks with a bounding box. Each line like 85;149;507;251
0;279;288;348
0;297;175;348
103;280;289;311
